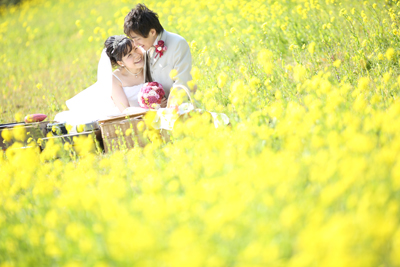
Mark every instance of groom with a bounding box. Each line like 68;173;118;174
124;4;192;98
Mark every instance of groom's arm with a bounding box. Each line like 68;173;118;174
172;39;192;89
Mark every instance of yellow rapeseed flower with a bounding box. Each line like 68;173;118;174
190;40;197;51
1;128;12;142
308;42;316;54
15;112;23;122
386;48;395;60
333;59;341;68
358;77;369;91
361;40;367;47
64;142;71;150
191;66;201;81
249;77;261;89
77;124;84;133
125;128;132;136
257;49;274;75
137;121;145;132
383;72;391;83
275;90;282;99
293;64;307;82
217;72;228;88
169;69;178;80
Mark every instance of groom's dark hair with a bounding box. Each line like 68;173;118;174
124;4;164;38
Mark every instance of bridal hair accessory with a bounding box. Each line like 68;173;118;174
138;82;165;109
112;35;126;53
154;40;167;59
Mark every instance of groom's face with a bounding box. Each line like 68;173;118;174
129;29;158;52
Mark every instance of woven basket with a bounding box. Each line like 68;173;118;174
99;116;147;153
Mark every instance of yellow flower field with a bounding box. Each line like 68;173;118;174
1;0;400;266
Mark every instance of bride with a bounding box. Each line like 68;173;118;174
105;35;167;112
54;35;166;125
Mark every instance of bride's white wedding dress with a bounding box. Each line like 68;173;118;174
111;74;142;108
54;83;144;126
54;49;146;127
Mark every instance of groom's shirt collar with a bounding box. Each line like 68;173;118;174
153;35;160;46
153;30;165;46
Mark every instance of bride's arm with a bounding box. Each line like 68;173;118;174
111;76;129;112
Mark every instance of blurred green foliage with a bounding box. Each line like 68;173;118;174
0;0;23;7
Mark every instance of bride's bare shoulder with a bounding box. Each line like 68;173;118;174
113;68;123;75
112;70;124;86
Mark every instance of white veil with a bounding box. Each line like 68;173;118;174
65;49;115;116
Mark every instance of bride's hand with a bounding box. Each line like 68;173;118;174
160;97;168;108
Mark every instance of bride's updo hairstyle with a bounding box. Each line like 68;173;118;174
104;35;153;82
104;35;133;67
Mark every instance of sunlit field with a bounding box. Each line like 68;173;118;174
1;0;400;266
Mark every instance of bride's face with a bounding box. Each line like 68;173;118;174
121;45;145;70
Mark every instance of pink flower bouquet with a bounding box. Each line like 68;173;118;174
138;82;165;109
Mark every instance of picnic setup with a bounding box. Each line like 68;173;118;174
0;110;147;154
1;87;228;155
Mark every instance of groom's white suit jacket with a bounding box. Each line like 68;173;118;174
149;30;192;98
